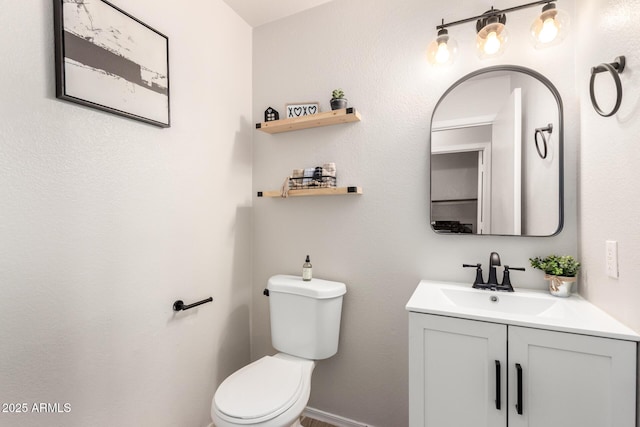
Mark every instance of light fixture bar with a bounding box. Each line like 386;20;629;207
437;0;555;30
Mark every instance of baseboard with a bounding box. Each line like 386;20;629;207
303;407;372;427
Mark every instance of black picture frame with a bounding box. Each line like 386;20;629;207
53;0;170;128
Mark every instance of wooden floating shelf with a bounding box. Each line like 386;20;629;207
258;186;363;198
255;108;361;134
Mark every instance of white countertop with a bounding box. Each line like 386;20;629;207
406;280;640;342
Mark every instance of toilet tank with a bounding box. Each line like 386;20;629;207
267;275;346;360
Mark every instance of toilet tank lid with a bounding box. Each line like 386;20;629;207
268;275;346;299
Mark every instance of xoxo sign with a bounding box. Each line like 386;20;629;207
285;103;320;118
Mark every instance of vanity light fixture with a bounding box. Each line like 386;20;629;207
429;0;568;65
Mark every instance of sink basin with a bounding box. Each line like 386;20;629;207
441;287;557;315
406;280;640;341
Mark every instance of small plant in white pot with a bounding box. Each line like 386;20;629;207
529;255;581;297
330;89;347;110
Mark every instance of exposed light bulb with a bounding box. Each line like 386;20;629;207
476;23;507;58
539;17;559;43
435;42;451;64
484;32;501;55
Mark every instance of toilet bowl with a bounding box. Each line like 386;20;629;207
211;353;315;427
211;275;346;427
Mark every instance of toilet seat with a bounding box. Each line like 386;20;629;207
213;356;306;424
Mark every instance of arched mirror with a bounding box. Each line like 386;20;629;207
430;65;563;236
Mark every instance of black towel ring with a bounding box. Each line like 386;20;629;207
589;56;625;117
534;123;553;159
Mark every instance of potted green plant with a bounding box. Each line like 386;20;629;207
529;255;581;297
330;89;347;110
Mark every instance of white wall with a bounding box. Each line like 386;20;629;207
577;1;640;331
252;0;577;425
0;1;252;426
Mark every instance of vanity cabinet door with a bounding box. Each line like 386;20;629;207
409;313;507;427
508;326;637;427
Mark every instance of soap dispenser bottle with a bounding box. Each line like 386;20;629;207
302;255;312;281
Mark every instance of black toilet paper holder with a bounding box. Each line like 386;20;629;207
173;297;213;311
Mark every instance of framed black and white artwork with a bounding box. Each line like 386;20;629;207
53;0;170;128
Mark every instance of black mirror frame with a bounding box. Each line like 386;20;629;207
429;65;564;237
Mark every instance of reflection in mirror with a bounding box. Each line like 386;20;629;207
430;66;563;236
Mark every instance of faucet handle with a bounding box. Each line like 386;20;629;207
463;263;485;286
501;265;526;291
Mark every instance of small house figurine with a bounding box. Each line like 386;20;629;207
264;107;279;122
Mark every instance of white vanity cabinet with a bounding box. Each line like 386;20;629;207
508;325;636;427
409;313;507;427
409;313;637;427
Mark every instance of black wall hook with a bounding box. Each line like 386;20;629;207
173;297;213;312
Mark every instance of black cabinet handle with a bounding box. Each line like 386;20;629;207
516;363;523;415
495;360;501;410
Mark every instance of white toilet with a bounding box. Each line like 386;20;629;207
211;274;347;427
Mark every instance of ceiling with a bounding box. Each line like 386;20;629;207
222;0;334;27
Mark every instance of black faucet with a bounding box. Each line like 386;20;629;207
463;252;525;292
487;252;501;286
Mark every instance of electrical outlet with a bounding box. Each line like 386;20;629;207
606;240;619;279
